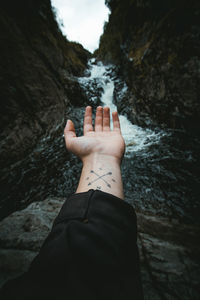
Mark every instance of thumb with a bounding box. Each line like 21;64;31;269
64;119;77;148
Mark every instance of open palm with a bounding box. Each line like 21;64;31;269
64;106;125;163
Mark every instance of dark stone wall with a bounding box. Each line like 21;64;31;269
0;0;90;169
97;0;200;131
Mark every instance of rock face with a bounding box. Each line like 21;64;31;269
0;199;199;299
0;0;90;218
137;213;200;299
0;0;89;172
97;0;200;131
0;198;64;286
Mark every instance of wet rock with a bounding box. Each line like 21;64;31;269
0;249;37;287
139;232;200;300
136;212;200;299
78;77;103;108
0;197;64;287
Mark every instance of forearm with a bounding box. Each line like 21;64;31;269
76;154;124;200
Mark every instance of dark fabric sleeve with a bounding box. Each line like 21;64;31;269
0;189;144;300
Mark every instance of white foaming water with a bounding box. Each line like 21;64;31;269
79;60;165;157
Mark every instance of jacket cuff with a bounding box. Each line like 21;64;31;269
54;189;137;232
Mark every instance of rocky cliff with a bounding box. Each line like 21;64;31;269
0;0;90;167
97;0;200;131
0;0;90;218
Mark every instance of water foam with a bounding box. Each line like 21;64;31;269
79;60;165;156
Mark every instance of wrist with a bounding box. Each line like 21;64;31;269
82;153;122;168
76;153;124;199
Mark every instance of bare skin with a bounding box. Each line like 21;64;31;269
64;106;125;199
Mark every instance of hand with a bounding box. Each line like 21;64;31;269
64;106;125;165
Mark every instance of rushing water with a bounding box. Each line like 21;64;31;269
1;60;200;225
78;60;166;155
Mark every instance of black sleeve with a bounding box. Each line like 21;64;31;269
0;189;144;300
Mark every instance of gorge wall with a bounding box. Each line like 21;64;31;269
0;0;90;217
97;0;200;131
0;0;89;176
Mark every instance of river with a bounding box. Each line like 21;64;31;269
1;60;200;225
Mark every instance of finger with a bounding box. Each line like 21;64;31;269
112;111;121;132
95;106;103;132
84;106;93;135
64;119;77;148
103;107;110;131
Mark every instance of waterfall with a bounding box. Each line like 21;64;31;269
78;59;165;156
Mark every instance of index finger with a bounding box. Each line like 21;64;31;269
84;106;93;135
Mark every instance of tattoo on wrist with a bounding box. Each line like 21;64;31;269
86;169;116;188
